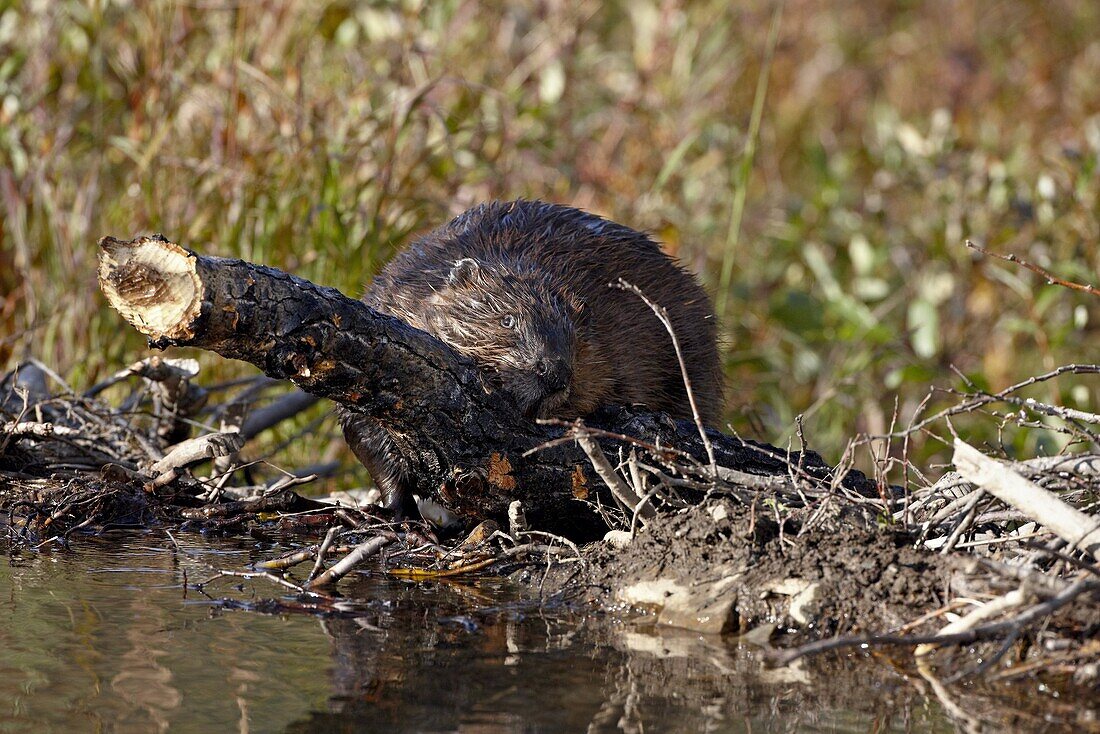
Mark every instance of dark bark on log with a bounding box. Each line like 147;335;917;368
98;235;873;538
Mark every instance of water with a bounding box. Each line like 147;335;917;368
0;531;953;733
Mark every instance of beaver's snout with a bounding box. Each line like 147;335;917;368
536;357;572;394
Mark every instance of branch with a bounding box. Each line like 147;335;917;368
952;438;1100;563
967;240;1100;298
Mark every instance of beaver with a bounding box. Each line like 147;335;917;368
340;200;723;515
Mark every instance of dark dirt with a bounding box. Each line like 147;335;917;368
577;499;957;639
1;474;165;540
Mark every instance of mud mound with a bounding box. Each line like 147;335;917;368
586;500;953;638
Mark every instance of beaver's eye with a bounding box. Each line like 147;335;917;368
500;314;516;329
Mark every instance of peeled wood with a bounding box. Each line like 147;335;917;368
97;234;870;536
147;431;245;476
953;438;1100;563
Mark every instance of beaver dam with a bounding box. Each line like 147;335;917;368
1;234;1098;729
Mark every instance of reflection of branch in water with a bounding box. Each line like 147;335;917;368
586;661;645;734
111;556;184;730
915;657;983;734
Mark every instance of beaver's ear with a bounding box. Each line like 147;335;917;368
448;258;480;285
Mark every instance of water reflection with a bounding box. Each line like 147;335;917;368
0;532;952;733
299;610;947;733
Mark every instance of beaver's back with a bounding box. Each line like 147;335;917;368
368;200;724;425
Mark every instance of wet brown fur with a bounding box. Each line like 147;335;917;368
340;200;724;514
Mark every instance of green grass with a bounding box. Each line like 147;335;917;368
2;0;1099;483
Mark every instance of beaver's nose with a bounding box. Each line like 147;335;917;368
537;357;572;393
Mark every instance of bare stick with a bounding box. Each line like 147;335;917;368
308;525;342;583
614;279;717;475
83;356;200;398
2;421;81;438
630;488;660;535
574;425;656;521
255;546;319;571
1017;453;1100;477
507;500;528;536
937;489;984;555
205;569;307;594
913;587;1031;656
880;364;1100;438
952;439;1100;563
148;431;245;476
967;240;1100;298
715;465;798;491
1018;397;1100;426
307;535;391;587
147;431;245;489
518;529;584;561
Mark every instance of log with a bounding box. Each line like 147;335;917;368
97;234;872;537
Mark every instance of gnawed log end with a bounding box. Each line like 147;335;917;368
97;234;203;342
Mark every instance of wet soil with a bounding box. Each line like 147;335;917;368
580;499;955;638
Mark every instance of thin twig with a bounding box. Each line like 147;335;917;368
936;489;985;555
205;569;308;594
308;525;342;582
967;240;1100;298
529;418;697;465
613;278;717;476
308;535;392;587
573;425;656;522
878;364;1100;438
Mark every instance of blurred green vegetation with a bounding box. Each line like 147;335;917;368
1;0;1098;484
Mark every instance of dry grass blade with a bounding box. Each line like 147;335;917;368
717;0;783;316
